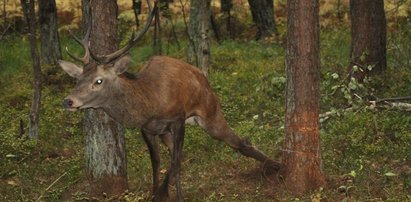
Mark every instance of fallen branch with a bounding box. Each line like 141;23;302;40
373;101;411;111
375;96;411;103
321;99;411;122
36;171;67;201
320;107;353;119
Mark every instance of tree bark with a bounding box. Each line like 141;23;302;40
187;0;211;77
350;0;386;80
132;0;142;27
282;0;326;196
82;0;128;198
21;0;41;139
3;0;7;25
221;0;232;14
153;4;162;55
38;0;61;65
247;0;277;40
221;0;233;38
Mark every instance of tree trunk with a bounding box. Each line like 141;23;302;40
187;0;211;77
153;5;162;55
132;0;142;27
83;0;128;198
221;0;232;14
221;0;233;38
350;0;386;80
3;0;7;25
38;0;61;65
282;0;326;196
247;0;277;40
21;0;41;139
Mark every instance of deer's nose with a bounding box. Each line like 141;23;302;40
63;99;74;108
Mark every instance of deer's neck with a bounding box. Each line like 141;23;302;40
102;74;156;128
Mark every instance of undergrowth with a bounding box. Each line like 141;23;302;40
0;18;410;201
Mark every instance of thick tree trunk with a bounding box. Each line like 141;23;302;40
84;110;127;197
83;0;128;198
247;0;277;40
350;0;386;80
187;0;211;77
38;0;61;65
221;0;233;38
21;0;41;139
282;0;326;196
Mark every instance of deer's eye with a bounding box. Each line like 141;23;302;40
95;79;103;85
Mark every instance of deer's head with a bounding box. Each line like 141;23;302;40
59;56;131;111
59;0;157;111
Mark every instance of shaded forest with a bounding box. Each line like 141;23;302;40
0;0;410;201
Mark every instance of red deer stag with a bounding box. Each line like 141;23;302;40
59;1;281;201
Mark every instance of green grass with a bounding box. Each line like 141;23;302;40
1;19;411;201
0;35;31;76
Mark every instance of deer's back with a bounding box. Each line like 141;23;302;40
135;56;220;121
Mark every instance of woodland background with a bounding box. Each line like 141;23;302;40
0;0;411;201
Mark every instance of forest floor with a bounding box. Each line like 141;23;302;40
1;14;411;201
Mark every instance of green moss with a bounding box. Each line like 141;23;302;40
1;20;410;200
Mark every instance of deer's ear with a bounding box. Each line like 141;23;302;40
58;60;83;79
113;56;131;75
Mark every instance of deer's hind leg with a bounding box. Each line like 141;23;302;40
197;110;281;171
157;119;185;202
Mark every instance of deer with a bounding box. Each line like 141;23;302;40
59;1;281;201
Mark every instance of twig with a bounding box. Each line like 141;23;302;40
36;171;67;201
329;69;352;96
375;96;411;103
350;61;366;69
0;24;11;41
320;107;353;120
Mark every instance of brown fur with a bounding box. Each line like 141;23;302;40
60;55;281;202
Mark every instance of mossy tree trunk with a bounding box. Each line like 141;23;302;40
21;0;41;139
247;0;277;40
38;0;61;65
187;0;211;77
350;0;386;81
282;0;326;196
82;0;128;198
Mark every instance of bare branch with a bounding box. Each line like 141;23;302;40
91;0;158;64
375;96;411;103
0;24;11;41
65;0;92;64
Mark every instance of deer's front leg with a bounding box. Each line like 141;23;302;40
141;128;161;198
